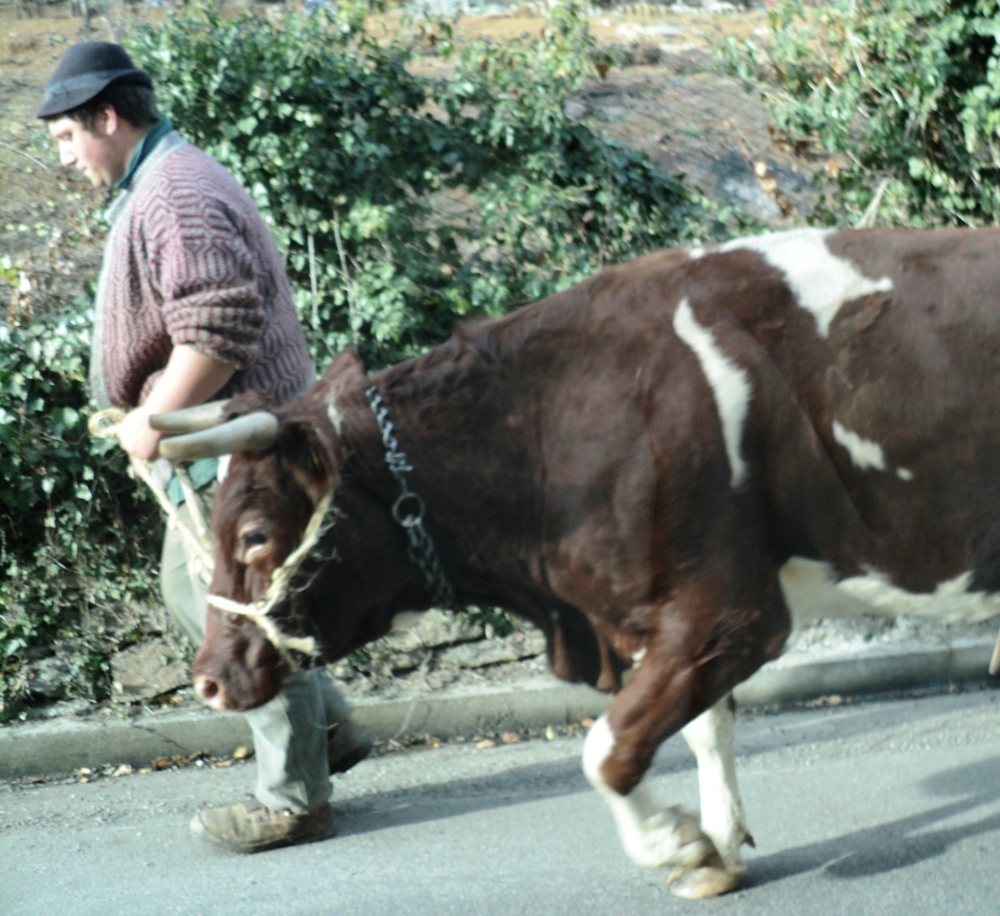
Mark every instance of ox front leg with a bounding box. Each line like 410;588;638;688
673;696;754;899
581;639;732;895
580;592;772;901
583;716;716;872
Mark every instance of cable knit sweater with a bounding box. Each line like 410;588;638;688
90;131;315;409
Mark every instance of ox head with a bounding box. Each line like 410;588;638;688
157;351;367;712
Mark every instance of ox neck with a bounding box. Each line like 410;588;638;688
331;335;549;625
364;384;458;610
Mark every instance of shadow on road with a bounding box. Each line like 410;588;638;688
334;754;593;837
744;754;1000;889
335;692;1000;863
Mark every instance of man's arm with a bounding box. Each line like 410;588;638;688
116;344;235;460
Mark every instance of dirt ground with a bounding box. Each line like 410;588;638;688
0;8;106;320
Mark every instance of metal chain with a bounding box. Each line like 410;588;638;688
366;385;457;611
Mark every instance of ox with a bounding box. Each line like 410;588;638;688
157;226;1000;898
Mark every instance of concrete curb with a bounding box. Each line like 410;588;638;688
1;637;996;779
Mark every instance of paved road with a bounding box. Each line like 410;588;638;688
4;688;1000;916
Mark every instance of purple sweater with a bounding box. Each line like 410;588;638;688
91;132;315;409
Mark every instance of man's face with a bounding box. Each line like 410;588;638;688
46;111;125;188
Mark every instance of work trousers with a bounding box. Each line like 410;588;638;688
161;508;349;813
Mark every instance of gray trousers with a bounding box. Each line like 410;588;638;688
162;518;349;813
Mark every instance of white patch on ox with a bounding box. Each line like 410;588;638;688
830;421;913;480
327;402;343;435
216;454;231;483
779;557;1000;628
681;699;751;870
672;299;752;489
692;228;894;338
831;421;887;472
582;716;713;869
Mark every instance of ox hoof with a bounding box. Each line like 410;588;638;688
634;806;717;870
667;857;744;900
670;833;718;870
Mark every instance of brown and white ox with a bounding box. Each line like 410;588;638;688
158;227;1000;898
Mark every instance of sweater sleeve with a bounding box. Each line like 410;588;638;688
150;193;266;369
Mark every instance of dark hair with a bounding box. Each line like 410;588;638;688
54;80;160;131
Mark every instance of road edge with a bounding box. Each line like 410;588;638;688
2;636;997;779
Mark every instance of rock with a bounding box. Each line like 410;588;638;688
353;611;488;676
111;637;189;700
23;698;92;721
438;629;545;669
26;656;72;699
329;659;357;681
382;610;483;653
382;648;431;675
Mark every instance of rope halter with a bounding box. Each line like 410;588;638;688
89;388;459;672
205;490;337;666
89;407;330;670
88;408;215;584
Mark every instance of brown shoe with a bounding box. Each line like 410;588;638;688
189;798;336;853
327;721;374;774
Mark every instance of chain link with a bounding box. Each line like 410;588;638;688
366;386;457;610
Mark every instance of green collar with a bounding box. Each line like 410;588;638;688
115;117;174;191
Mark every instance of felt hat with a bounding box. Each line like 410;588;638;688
37;41;152;119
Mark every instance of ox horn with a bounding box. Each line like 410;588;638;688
150;400;228;435
158;411;279;461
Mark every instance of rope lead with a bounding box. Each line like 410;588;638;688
88;407;325;669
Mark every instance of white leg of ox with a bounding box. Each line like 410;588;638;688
677;697;754;897
582;716;724;890
582;702;749;899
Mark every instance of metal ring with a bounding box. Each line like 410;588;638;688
392;492;425;528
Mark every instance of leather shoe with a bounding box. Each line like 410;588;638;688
189;798;336;853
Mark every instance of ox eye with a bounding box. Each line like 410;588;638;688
236;516;272;564
239;528;272;565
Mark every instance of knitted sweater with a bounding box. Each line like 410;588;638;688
90;132;315;410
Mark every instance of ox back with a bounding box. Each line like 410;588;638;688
193;226;1000;898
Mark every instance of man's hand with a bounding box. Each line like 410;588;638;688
118;345;236;462
116;403;162;462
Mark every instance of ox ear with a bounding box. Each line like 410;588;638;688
277;418;342;505
318;348;366;399
280;349;362;502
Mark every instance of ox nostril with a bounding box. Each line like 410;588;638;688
196;676;220;702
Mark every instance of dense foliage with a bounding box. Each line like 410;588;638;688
726;0;1000;227
127;0;717;369
0;304;161;720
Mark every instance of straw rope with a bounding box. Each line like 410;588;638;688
205;489;337;662
88;408;215;585
88;407;330;667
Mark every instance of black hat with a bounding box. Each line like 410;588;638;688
37;41;153;119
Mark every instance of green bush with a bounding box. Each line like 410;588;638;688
127;0;722;370
726;0;1000;227
0;302;161;720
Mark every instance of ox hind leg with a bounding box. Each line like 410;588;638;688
676;696;754;898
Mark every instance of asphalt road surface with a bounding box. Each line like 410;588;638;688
5;688;1000;916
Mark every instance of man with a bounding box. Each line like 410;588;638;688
39;41;371;852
